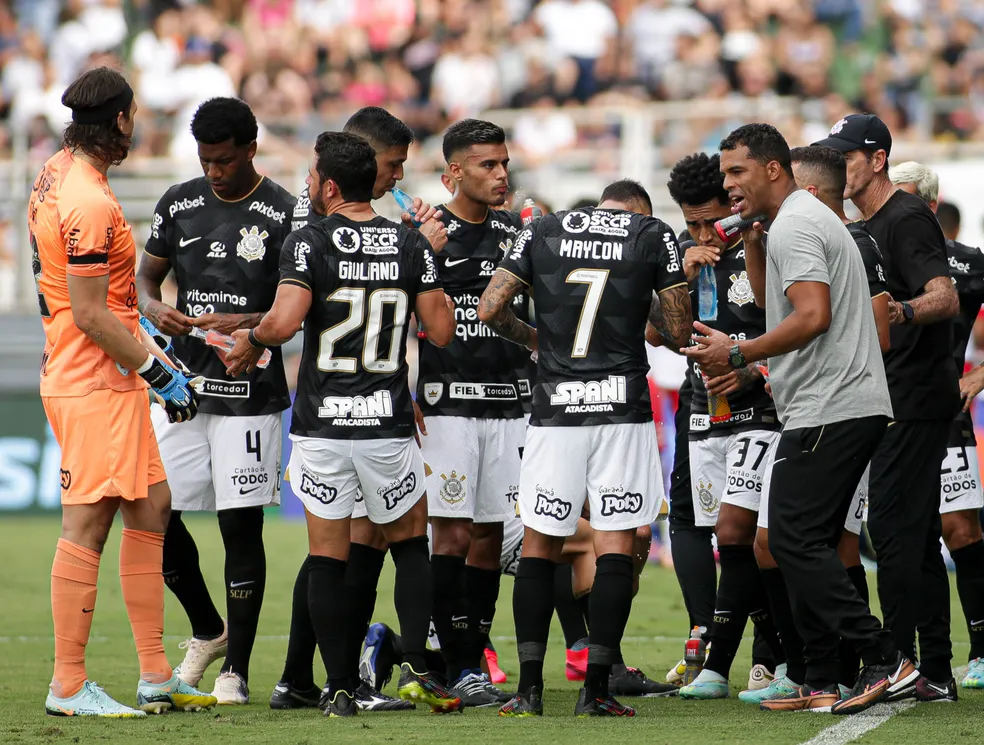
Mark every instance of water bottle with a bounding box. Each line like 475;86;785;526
701;371;731;424
391;187;422;227
713;212;767;242
697;264;718;321
683;626;707;685
520;197;542;226
189;327;272;369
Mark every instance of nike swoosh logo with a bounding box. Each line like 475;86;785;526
445;258;468;267
944;493;966;503
725;489;744;497
971;619;984;627
230;580;254;588
864;139;877;145
451;615;467;622
773;457;787;465
82;608;94;613
927;683;949;695
239;486;262;495
179;237;202;247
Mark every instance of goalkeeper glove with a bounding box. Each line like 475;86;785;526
139;356;200;423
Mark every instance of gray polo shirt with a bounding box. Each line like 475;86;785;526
765;189;893;429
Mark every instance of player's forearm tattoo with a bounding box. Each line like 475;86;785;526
479;270;537;348
656;285;692;353
238;312;266;330
735;365;760;390
909;276;959;324
648;294;662;329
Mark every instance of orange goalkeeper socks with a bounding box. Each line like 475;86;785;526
50;538;101;698
120;528;171;684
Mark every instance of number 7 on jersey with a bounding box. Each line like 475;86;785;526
566;268;609;358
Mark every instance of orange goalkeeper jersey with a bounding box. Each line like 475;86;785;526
29;148;146;397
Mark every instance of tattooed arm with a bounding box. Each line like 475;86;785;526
478;269;538;350
654;284;693;354
887;276;959;325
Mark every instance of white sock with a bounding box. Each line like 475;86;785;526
693;668;727;684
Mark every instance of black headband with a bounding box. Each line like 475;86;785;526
70;84;134;125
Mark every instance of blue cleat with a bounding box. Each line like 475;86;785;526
962;658;984;689
46;680;146;718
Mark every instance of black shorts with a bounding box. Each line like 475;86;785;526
948;410;976;448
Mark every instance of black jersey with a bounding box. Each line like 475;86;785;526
145;177;294;416
947;239;984;446
499;207;687;427
846;221;888;298
416;207;526;419
281;214;442;440
512;292;536;414
687;241;778;437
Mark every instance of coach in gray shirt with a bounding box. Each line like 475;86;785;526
686;124;916;715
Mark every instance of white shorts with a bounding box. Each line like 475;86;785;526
152;409;282;511
501;510;524;576
690;430;780;528
757;437;868;535
519;422;663;538
288;435;424;524
940;445;984;514
422;416;525;523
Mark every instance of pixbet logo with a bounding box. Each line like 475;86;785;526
249;200;286;223
169;195;204;217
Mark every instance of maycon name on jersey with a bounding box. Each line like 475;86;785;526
550;375;627;414
318;391;394;426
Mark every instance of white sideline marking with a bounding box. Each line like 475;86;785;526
799;666;967;745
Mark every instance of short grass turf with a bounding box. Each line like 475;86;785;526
0;515;979;744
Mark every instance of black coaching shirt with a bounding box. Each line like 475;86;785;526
144;177;294;416
947;239;984;445
282;215;442;440
864;190;960;421
846;221;888;299
499;207;687;427
687;240;778;438
416;207;526;419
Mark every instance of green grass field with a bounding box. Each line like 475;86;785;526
0;516;980;745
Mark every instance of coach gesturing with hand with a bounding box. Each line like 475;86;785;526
686;124;915;715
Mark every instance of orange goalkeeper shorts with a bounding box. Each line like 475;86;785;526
43;388;166;505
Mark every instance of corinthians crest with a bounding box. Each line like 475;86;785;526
439;470;467;504
728;270;754;306
697;478;718;515
237;226;268;262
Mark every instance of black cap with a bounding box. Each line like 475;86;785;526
813;114;892;156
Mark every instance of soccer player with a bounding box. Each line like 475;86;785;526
224;131;461;717
418;119;525;706
742;145;891;706
816;114;960;699
272;107;443;713
31;66;214;717
482;179;692;716
136;97;296;705
661;153;785;702
889;161;984;692
686;123;915;714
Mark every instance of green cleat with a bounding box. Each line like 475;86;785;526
738;675;799;704
397;663;463;713
46;681;146;718
498;687;544;717
137;674;217;713
962;658;984;689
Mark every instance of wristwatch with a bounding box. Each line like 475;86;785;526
728;344;747;369
900;301;914;324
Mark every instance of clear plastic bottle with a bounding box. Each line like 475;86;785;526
391;187;422;227
683;626;707;685
697;264;718;321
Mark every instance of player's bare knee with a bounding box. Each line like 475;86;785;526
943;510;983;551
592;527;635;558
430;516;472;556
715;504;757;546
61;501;117;553
633;524;652;571
753;528;776;568
468;521;504;568
351;516;388;550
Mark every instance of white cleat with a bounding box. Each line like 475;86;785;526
212;671;249;705
174;620;228;687
747;664;774;691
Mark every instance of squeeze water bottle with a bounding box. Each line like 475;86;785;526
683;626;707;685
697;264;718;322
520;197;542;226
189;327;272;369
702;371;732;424
713;212;768;243
391;187;422;227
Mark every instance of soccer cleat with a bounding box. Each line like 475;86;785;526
609;665;679;697
574;688;636;717
136;673;217;713
566;647;588;681
738;675;799;704
759;684;840;712
173;622;228;687
46;681;146;718
450;671;501;707
498;687;544;717
914;676;958;702
397;663;463;713
354;681;415;711
485;647;507;685
747;664;774;691
212;671;249;705
480;673;512;703
361;622;399;691
831;653;918;715
679;676;729;700
666;658;687;685
961;658;984;689
325;689;358;718
269;680;323;709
